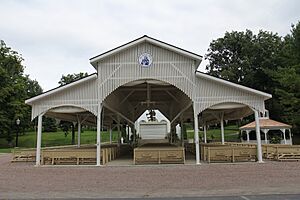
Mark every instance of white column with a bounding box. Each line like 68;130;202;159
180;120;184;146
77;120;81;147
194;111;200;165
264;132;267;144
109;125;112;144
96;103;102;166
203;122;207;144
289;129;292;145
35;114;43;166
263;129;268;144
281;129;287;144
246;130;250;143
220;113;225;145
254;110;263;163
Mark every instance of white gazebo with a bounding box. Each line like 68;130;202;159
240;117;292;145
25;35;272;166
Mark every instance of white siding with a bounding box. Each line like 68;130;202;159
27;39;269;121
139;122;168;140
97;42;196;103
30;77;98;119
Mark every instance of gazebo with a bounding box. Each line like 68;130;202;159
240;117;292;145
25;35;272;166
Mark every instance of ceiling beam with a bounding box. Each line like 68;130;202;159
170;102;193;124
102;102;134;125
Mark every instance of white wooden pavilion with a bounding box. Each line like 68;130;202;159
25;35;272;166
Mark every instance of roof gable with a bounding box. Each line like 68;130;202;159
240;118;292;130
195;71;272;100
89;35;202;68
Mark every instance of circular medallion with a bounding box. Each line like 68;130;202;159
138;53;153;67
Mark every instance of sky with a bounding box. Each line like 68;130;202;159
0;0;299;92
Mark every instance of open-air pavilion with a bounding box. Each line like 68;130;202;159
25;35;273;166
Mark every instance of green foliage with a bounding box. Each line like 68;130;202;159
205;29;283;93
205;22;300;135
0;40;42;146
273;22;300;135
269;135;282;144
58;72;88;86
43;117;57;132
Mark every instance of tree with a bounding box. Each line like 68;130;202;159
273;22;300;135
43;117;57;132
205;30;284;120
59;120;75;145
205;22;300;136
205;30;283;94
58;72;88;86
0;40;43;146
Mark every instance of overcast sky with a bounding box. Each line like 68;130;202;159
0;0;299;91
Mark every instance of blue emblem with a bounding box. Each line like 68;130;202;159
139;53;152;67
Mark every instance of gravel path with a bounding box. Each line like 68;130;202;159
0;153;300;199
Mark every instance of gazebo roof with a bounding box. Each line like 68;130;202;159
240;118;292;130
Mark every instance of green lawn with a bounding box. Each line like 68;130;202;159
187;125;240;142
0;125;240;153
0;129;120;152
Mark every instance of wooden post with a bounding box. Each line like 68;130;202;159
254;110;263;163
36;114;43;166
220;113;225;145
96;103;102;166
77;119;81;147
203;122;207;144
194;110;200;165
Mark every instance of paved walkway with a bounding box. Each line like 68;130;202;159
0;153;300;199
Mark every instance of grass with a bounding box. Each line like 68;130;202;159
186;125;240;142
0;125;240;152
0;129;120;152
0;148;13;153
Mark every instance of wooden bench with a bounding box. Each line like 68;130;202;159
134;145;185;165
204;146;256;163
42;149;97;165
12;149;36;162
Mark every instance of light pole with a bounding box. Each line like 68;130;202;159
16;118;20;147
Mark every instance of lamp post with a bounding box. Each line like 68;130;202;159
16;118;20;147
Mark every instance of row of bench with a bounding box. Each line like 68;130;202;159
185;142;300;163
11;144;122;165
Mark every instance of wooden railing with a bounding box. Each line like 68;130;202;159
11;143;120;165
200;142;300;162
134;147;185;165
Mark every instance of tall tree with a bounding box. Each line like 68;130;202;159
0;40;42;146
205;30;283;94
273;22;300;134
205;23;300;136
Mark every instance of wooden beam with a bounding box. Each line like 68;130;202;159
103;103;134;125
165;90;180;103
170;102;192;124
119;90;135;105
